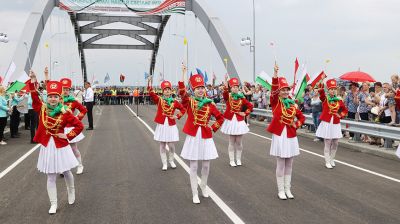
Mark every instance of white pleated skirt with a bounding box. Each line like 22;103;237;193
316;117;343;139
37;137;79;174
270;127;300;158
221;114;249;135
154;118;179;142
181;128;218;161
64;127;85;143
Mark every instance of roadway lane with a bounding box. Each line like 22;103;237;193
0;106;231;224
133;104;400;224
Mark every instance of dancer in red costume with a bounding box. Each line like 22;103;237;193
178;65;224;204
267;64;305;200
147;77;186;171
60;78;87;174
220;76;253;167
29;69;84;214
316;78;348;169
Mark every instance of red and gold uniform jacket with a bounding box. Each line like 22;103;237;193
178;81;224;139
318;88;348;124
63;98;87;127
222;88;253;121
30;82;84;148
148;87;186;126
267;77;305;138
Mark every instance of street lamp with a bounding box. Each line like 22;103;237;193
0;33;9;43
172;33;189;76
240;36;255;82
52;61;59;79
49;32;67;78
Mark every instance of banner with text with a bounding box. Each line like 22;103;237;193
59;0;185;15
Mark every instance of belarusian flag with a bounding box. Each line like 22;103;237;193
255;71;272;90
309;71;326;88
6;80;26;93
294;57;299;83
294;65;309;103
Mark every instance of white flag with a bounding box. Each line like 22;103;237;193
3;61;16;85
16;71;29;83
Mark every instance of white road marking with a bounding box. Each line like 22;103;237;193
0;144;40;180
248;132;400;183
125;105;245;224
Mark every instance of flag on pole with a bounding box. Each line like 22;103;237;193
294;65;309;103
309;71;327;88
2;61;16;85
104;73;110;83
120;74;125;83
6;81;26;93
255;71;272;91
196;68;204;77
16;71;30;83
294;57;299;82
204;71;209;84
212;72;216;86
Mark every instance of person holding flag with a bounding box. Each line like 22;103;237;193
316;78;348;169
28;69;84;214
60;78;88;175
220;76;253;167
178;64;224;204
268;64;305;200
147;76;186;171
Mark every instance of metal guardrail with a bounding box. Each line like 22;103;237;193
216;103;400;149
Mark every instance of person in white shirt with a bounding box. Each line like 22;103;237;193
84;82;94;130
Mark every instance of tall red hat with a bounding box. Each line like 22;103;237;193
60;78;72;89
189;74;205;89
228;78;240;87
326;79;337;89
278;77;290;90
46;81;62;96
161;80;172;90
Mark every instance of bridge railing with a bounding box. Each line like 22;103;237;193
216;103;400;149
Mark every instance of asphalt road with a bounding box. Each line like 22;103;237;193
0;104;399;224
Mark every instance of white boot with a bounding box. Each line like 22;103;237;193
277;176;287;200
64;172;75;205
47;187;58;214
169;152;177;169
236;150;243;166
324;152;333;169
199;174;209;198
190;174;200;204
228;150;236;167
160;152;168;171
76;157;84;175
284;175;294;199
330;150;337;167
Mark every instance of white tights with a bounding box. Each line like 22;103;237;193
70;143;82;165
228;135;243;161
160;142;176;162
276;157;294;177
47;171;74;202
189;160;210;196
323;139;339;165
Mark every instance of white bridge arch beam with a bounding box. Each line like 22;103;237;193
186;0;249;81
11;0;60;82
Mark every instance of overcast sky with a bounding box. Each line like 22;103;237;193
1;0;400;86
